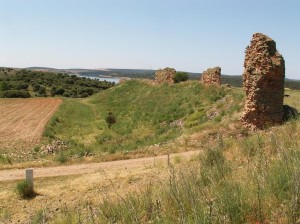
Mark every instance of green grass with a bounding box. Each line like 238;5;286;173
44;80;230;157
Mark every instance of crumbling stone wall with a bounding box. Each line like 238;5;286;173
155;67;176;84
200;67;221;85
241;33;285;130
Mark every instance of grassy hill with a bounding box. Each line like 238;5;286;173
44;80;243;162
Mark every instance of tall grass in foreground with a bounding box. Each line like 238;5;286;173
42;118;300;223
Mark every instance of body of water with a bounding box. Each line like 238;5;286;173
80;75;120;83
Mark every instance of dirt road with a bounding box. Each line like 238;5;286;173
0;150;199;182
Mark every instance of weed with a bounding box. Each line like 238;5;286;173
184;109;207;128
32;146;40;153
16;180;36;199
218;181;250;223
173;155;182;164
0;154;12;164
56;153;68;163
203;147;225;168
30;209;48;224
0;208;11;222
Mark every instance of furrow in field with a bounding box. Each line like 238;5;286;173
0;99;40;129
0;100;43;137
0;98;62;144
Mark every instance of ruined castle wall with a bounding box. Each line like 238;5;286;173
155;67;176;84
241;33;285;130
201;67;221;85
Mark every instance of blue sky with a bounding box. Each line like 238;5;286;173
0;0;299;79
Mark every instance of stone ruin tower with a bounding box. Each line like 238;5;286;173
201;67;221;85
155;67;176;84
241;33;285;130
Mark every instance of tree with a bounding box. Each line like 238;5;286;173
2;90;30;98
0;81;10;91
105;112;116;128
38;86;46;96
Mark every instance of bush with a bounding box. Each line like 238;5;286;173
173;72;189;83
16;180;36;199
56;153;68;163
51;86;65;96
105;112;117;128
33;84;41;91
38;86;46;95
80;93;89;98
15;82;29;90
2;90;30;98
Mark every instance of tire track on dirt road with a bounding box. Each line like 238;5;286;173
0;150;200;181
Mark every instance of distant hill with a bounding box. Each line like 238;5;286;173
26;67;300;90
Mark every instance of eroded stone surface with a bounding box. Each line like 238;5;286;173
241;33;285;130
155;67;176;84
200;67;221;85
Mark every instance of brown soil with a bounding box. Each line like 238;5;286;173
0;98;62;154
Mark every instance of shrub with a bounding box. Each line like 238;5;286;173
16;180;36;199
173;72;189;83
38;86;46;95
62;92;70;97
15;82;29;90
57;153;68;163
2;90;30;98
33;84;41;91
80;93;89;98
105;112;117;128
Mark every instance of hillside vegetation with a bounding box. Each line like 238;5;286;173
0;68;114;98
43;80;242;162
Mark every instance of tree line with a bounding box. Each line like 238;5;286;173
0;68;115;98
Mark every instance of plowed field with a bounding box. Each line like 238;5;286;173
0;98;62;153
